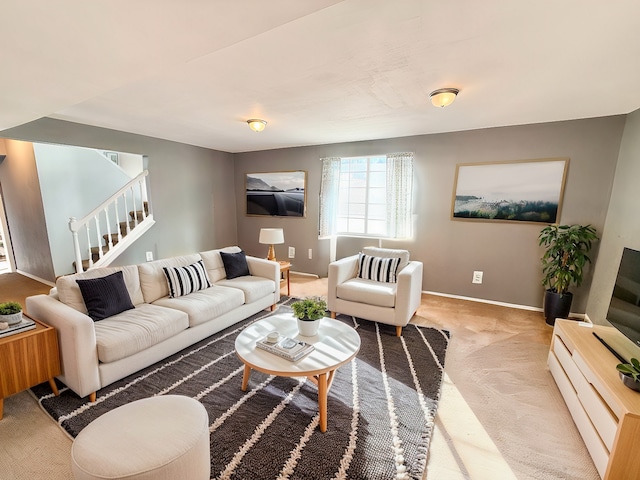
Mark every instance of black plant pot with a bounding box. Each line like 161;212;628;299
543;290;573;326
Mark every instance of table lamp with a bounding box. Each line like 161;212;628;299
259;228;284;262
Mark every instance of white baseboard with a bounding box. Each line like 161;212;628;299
424;290;587;320
290;270;320;279
424;290;542;312
16;269;55;288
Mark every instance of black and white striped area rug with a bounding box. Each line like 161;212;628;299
32;298;450;480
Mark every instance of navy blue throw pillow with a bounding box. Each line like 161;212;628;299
76;271;135;321
220;251;250;279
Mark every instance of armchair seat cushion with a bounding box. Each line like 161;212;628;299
336;278;397;308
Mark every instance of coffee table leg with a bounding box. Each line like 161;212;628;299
318;372;328;432
241;364;251;391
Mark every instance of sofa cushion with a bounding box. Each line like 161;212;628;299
216;276;275;304
220;251;250;279
336;278;397;308
57;265;144;315
362;247;410;271
199;246;242;283
152;285;244;327
76;271;135;321
94;304;189;363
138;254;202;303
357;253;401;283
163;260;212;298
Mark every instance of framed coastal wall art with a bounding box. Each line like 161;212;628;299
451;158;569;224
246;170;307;217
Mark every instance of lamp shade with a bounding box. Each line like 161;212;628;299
259;228;284;245
429;88;459;108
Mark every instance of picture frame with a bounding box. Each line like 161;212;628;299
451;158;569;224
103;151;119;165
246;171;306;217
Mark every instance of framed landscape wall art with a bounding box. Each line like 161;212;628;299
451;158;569;224
246;170;307;217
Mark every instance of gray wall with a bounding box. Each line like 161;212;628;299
1;118;237;279
235;116;626;311
0;139;55;280
587;109;640;325
0;115;627;313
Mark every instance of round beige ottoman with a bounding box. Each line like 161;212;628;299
71;395;210;480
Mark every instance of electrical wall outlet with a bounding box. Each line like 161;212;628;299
288;246;295;258
308;248;313;259
472;271;483;284
146;251;154;261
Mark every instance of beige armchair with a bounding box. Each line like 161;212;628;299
327;247;423;336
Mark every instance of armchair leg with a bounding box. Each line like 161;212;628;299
89;392;96;402
330;311;336;319
395;326;402;337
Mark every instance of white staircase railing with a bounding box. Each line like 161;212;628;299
69;170;155;272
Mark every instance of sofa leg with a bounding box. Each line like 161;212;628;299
330;311;336;319
396;326;402;337
270;304;276;311
89;392;96;403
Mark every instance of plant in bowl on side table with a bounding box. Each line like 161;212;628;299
616;358;640;392
291;297;327;336
0;301;23;328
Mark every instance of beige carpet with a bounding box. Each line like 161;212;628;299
0;273;598;479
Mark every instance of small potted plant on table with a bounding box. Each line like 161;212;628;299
616;358;640;392
291;297;327;337
0;301;23;327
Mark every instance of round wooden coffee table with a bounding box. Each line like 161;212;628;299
235;313;360;432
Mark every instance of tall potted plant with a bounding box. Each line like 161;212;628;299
538;224;598;326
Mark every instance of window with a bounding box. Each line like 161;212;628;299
319;152;413;238
337;156;387;235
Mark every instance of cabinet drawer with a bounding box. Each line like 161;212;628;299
548;352;577;411
570;393;609;479
553;335;584;388
574;372;618;452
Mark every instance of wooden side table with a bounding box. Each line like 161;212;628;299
0;315;60;419
278;261;291;296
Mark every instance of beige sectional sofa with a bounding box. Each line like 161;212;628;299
26;246;279;401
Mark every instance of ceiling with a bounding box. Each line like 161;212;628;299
2;0;640;153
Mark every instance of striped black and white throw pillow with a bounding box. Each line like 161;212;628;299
357;253;401;283
163;260;212;298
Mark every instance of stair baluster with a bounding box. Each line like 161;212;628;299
70;171;154;273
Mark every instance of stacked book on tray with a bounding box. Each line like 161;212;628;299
0;318;36;338
256;335;314;361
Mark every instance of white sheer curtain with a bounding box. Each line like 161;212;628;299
318;157;341;237
386;152;414;238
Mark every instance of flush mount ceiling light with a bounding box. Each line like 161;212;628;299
429;88;460;108
247;119;267;132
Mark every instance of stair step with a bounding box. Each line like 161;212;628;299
119;221;136;235
103;233;121;245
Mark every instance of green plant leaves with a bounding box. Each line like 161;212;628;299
616;358;640;382
291;297;327;321
538;224;598;294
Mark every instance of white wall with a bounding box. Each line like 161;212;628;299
34;143;134;276
587;109;640;325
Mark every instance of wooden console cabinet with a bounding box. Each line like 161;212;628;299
549;319;640;479
0;316;60;419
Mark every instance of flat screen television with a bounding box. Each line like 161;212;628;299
606;247;640;350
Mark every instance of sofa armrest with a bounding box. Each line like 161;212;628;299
246;256;281;303
26;294;101;399
394;261;424;325
327;255;359;312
